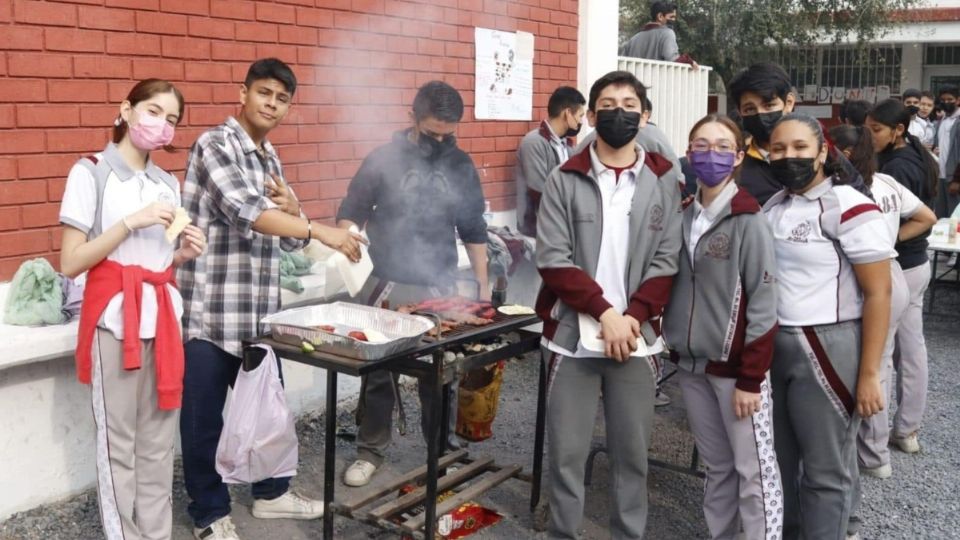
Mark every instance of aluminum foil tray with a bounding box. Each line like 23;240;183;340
260;302;434;360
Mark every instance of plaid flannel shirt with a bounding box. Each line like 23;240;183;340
177;116;307;357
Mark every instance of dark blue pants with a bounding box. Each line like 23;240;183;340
180;339;290;528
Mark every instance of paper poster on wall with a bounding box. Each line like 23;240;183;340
803;84;818;102
831;87;846;104
475;28;534;120
817;87;832;104
845;88;862;100
877;85;891;101
863;87;877;103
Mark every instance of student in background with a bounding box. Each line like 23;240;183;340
839;99;871;127
917;91;938;147
663;114;782;540
934;86;960;216
516;86;586;238
764;113;892;540
60;79;205;540
619;1;698;67
865;99;939;457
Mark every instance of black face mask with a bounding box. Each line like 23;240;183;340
943;102;958;115
595;108;640;149
665;20;676;29
906;105;920;116
564;121;582;139
742;110;783;145
418;133;455;159
769;157;820;192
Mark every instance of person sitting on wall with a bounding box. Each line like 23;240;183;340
619;1;698;68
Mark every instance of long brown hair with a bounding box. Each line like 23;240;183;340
112;79;185;152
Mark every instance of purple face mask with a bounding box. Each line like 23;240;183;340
688;149;736;187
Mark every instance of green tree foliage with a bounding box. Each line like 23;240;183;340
620;0;925;88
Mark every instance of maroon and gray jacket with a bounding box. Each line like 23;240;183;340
662;188;778;392
535;143;683;353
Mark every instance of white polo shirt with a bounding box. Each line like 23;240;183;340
763;178;895;327
870;172;924;247
545;145;643;358
59;143;184;340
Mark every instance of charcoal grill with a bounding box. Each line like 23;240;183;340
244;311;544;540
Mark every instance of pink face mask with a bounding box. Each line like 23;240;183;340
128;110;175;151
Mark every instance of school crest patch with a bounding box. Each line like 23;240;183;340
648;204;664;231
705;232;731;260
788;221;812;244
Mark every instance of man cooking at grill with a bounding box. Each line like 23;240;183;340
335;80;490;488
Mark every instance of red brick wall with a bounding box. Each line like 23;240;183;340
0;0;579;280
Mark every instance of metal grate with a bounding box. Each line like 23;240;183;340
925;44;960;66
774;44;903;97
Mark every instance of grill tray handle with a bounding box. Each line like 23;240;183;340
412;310;445;339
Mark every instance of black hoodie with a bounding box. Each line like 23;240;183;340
878;140;934;270
337;129;488;287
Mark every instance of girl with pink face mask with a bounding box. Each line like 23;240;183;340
58;79;206;540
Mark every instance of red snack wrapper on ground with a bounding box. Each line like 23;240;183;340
395;485;502;539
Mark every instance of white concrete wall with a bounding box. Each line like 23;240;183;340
577;0;620;104
0;280;361;520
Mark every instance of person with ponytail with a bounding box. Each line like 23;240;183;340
830;123;936;538
864;99;938;457
58;79;205;540
764;113;893;540
662;115;782;540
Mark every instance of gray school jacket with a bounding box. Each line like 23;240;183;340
535;144;682;353
516;121;572;237
661;188;778;392
619;24;681;61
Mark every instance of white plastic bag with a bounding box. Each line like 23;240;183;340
216;344;298;484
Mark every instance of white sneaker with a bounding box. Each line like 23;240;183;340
860;463;892;479
194;516;240;540
344;459;378;487
654;390;671;407
251;490;323;520
892;433;921;454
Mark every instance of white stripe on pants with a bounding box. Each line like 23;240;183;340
676;371;783;540
857;261;909;468
894;261;930;437
91;329;178;540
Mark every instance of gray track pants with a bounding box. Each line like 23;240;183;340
857;261;908;469
894;261;930;438
772;322;861;540
91;329;178;540
544;350;657;540
676;371;783;540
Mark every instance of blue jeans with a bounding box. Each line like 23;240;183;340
180;339;290;528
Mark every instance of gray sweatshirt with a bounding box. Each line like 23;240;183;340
661;188;778;392
516;121;572;237
577;126;686;189
535;144;682;353
619;24;681;61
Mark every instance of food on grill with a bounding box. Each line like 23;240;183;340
396;296;498;334
300;340;316;353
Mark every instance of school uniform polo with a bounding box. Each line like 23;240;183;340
763;176;895;539
763;178;894;327
59;142;183;339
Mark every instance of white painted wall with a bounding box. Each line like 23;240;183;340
577;0;620;103
0;281;361;520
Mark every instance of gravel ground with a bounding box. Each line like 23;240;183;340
3;286;959;539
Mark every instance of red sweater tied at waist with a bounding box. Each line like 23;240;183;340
75;259;184;410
